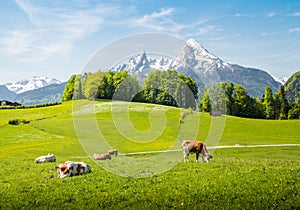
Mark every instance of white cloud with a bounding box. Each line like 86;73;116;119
128;8;176;31
209;36;226;41
266;12;276;18
0;30;33;56
289;28;300;32
260;32;278;36
289;11;300;17
0;0;119;62
125;7;210;36
196;25;218;35
234;13;252;17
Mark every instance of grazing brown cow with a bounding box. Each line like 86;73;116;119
93;153;111;160
35;153;56;163
108;149;118;157
55;161;91;178
182;140;212;162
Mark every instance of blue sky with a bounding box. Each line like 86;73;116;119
0;0;300;84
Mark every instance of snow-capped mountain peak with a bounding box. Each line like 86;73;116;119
168;37;230;75
112;38;232;80
5;76;62;94
186;38;205;50
185;38;220;61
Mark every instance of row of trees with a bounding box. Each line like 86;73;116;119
200;82;300;119
62;70;198;109
62;70;299;120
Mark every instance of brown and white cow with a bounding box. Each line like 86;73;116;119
108;149;118;157
93;153;111;160
182;140;212;163
55;161;91;178
35;153;56;163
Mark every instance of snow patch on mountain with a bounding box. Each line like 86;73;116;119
5;76;62;94
273;76;288;85
112;51;172;76
112;38;233;78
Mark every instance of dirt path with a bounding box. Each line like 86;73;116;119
122;143;300;155
69;143;300;158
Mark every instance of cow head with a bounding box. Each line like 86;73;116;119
206;154;213;162
55;163;70;178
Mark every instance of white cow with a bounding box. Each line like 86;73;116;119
93;153;111;160
35;153;56;163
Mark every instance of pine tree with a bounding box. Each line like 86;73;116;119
73;75;84;100
288;102;300;119
274;86;290;119
233;84;250;117
223;82;234;115
210;82;226;113
263;86;275;119
200;88;211;112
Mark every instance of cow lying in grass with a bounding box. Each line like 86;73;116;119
35;153;56;163
108;149;118;157
55;161;91;178
182;140;212;163
93;153;111;160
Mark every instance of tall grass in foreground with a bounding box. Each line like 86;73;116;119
0;147;299;209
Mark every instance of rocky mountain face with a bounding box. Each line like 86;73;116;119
112;38;281;97
15;82;67;106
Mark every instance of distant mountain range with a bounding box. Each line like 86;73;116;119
5;76;61;94
0;76;66;105
0;38;291;105
112;38;282;97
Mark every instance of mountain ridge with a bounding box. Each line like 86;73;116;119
112;38;281;97
0;77;66;105
4;76;62;94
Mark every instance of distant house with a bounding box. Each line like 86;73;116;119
210;110;222;116
0;100;22;107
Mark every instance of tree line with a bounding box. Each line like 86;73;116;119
200;82;300;119
62;70;300;120
62;70;198;109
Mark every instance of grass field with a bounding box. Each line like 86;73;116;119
0;100;299;209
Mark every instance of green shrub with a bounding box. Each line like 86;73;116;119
8;119;30;125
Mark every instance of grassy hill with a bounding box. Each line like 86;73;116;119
0;100;299;209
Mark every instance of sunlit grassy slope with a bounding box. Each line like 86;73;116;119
0;100;299;209
0;100;299;159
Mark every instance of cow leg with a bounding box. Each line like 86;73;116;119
196;153;199;163
183;147;189;162
201;155;205;162
183;152;189;162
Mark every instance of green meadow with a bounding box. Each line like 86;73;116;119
0;100;299;209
